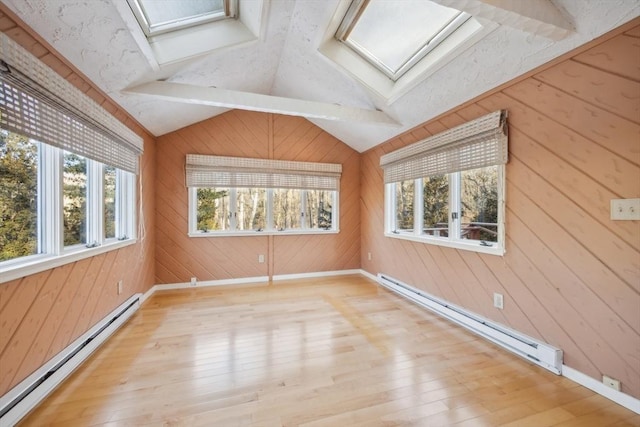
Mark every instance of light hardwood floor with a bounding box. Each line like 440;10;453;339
20;275;639;426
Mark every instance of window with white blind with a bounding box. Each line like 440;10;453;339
186;154;340;236
0;33;142;283
381;110;508;255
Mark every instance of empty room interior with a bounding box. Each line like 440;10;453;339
0;0;639;425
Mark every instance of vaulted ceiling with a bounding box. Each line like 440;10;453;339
3;0;639;152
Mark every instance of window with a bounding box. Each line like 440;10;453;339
321;0;494;102
336;0;469;81
382;110;508;255
0;133;38;262
190;187;338;235
186;154;341;236
104;165;116;240
63;152;88;247
305;190;334;230
0;129;137;264
127;0;235;37
0;32;143;282
0;130;136;270
386;166;503;252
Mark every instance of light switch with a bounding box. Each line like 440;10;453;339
611;198;640;220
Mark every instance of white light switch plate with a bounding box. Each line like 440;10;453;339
611;198;640;220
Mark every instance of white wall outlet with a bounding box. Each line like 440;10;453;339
258;254;265;263
190;277;197;286
493;293;504;309
611;198;640;220
603;375;621;391
368;252;372;261
117;280;123;295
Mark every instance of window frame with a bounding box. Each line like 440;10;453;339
320;1;495;103
188;187;339;237
335;0;471;81
385;166;505;256
0;135;137;284
126;0;236;38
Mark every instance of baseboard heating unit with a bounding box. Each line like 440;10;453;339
0;293;141;427
377;274;563;375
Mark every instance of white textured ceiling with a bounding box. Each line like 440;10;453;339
2;0;639;152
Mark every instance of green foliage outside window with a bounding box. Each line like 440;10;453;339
63;152;87;246
197;188;229;231
395;180;414;230
423;174;448;236
0;130;38;261
461;166;498;242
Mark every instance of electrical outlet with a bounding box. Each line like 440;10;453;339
117;280;123;295
493;293;504;309
190;277;197;287
611;198;640;220
603;375;621;391
258;254;265;263
368;252;372;261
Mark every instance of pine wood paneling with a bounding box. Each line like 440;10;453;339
534;60;640;123
155;111;360;283
361;20;640;398
0;7;156;396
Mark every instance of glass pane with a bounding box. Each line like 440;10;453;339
104;165;116;239
273;189;301;230
423;175;449;237
306;190;333;230
236;188;266;231
138;0;224;27
461;166;499;243
197;188;230;231
63;152;87;246
0;130;39;261
395;180;414;231
347;0;461;74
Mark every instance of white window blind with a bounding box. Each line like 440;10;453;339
0;33;143;174
186;154;342;191
380;110;508;183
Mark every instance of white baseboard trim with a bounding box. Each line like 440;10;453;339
562;365;640;414
272;269;362;281
140;285;157;304
0;294;141;426
143;270;366;303
359;269;378;282
154;276;270;292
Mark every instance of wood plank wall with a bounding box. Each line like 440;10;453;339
0;6;156;396
361;19;640;399
154;111;360;283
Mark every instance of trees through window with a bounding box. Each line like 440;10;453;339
386;165;503;254
0;128;136;266
190;187;338;235
0;131;38;261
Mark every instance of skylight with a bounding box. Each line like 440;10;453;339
127;0;234;37
336;0;470;81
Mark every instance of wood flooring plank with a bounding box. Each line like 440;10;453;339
18;276;639;426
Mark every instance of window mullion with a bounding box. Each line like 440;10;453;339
414;178;423;236
301;190;307;229
40;143;62;255
266;189;273;231
385;183;395;233
188;187;197;234
332;191;339;231
450;172;461;240
86;160;102;246
230;188;237;231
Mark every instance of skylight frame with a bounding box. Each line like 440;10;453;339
126;0;237;38
335;0;471;81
